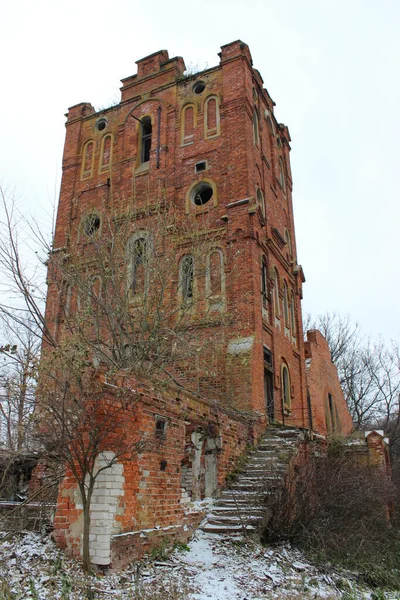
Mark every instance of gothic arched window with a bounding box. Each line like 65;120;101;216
274;268;280;316
180;255;194;305
204;96;220;139
283;280;289;328
81;140;94;179
279;157;286;190
127;232;152;297
99;134;112;172
182;104;195;145
253;109;260;146
282;364;291;410
261;257;268;308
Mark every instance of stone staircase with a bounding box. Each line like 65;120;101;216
201;426;305;535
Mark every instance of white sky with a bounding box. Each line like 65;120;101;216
1;0;399;340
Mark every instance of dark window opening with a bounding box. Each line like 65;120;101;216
131;238;147;294
181;255;194;302
192;182;213;206
160;460;167;471
195;161;207;173
140;117;152;163
263;347;273;368
96;118;107;132
261;259;268;304
193;81;206;94
84;214;101;236
155;417;167;439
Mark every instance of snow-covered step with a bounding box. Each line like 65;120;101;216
201;523;256;534
201;426;303;536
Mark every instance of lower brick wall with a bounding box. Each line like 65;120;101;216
51;375;264;568
110;509;204;570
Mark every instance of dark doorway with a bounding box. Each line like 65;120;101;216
264;347;274;422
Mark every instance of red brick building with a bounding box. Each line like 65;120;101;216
46;41;353;566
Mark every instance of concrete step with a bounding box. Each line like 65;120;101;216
210;506;265;516
201;426;303;535
201;523;256;534
206;514;261;525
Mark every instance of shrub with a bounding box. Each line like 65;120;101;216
262;440;400;588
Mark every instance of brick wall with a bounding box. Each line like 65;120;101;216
52;376;264;568
305;330;353;435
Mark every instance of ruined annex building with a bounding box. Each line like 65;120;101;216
44;41;358;568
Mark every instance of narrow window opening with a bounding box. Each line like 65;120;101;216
290;292;296;335
283;281;289;328
282;365;291;409
261;258;268;306
253;109;260;146
131;238;147;295
274;269;280;316
155;417;167;439
181;255;194;303
140;117;152;163
279;157;286;190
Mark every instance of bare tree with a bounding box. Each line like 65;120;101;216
0;322;39;452
0;187;230;569
306;312;400;432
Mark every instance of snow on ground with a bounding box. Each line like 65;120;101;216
0;529;398;599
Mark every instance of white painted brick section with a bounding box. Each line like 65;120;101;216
88;451;125;566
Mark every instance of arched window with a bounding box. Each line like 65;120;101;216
282;364;291;410
279;157;286;190
273;268;280;316
65;284;72;318
204;96;220;139
261;257;268;308
256;188;265;218
140;116;152;164
99;134;112;172
253;109;260;146
181;104;195;145
127;232;152;297
206;249;225;312
131;238;146;295
208;250;223;296
290;291;296;335
284;229;292;258
180;255;194;305
81;140;94;179
283;280;289;328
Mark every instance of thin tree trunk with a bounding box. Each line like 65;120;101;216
82;481;94;571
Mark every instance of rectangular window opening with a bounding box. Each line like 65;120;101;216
195;161;207;173
155;416;167;439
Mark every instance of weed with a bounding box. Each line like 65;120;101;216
61;572;72;599
173;540;190;552
29;579;39;600
149;540;170;561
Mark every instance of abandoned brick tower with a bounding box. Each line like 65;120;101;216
47;41;353;566
53;40;308;424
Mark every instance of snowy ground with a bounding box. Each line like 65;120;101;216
0;529;399;599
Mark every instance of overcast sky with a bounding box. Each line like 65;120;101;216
1;0;399;341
